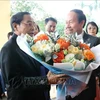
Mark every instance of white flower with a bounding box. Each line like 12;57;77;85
31;40;55;57
54;43;60;52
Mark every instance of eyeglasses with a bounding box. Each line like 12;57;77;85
21;22;35;27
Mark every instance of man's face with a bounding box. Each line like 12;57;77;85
45;20;57;33
65;11;84;35
15;14;35;37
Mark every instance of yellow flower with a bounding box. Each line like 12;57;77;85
68;45;79;54
31;46;38;53
72;47;79;54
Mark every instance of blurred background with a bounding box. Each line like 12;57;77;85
0;0;100;49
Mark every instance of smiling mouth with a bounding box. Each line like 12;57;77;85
66;30;73;33
28;32;34;37
91;32;95;34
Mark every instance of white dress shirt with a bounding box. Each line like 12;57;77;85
75;31;84;43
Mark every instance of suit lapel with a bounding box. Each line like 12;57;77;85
83;32;94;48
83;32;90;43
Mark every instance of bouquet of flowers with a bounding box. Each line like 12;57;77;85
31;33;55;62
17;32;100;83
16;32;100;98
53;34;95;71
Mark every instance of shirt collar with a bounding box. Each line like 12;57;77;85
75;31;84;38
75;30;84;43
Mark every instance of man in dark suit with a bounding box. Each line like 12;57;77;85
0;12;68;100
57;9;100;100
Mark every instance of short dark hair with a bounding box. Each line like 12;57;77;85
10;12;30;31
70;9;86;28
7;32;13;39
45;17;57;24
86;21;98;34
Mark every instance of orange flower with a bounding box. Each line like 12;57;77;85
79;43;90;50
34;34;49;43
57;38;70;50
53;51;64;63
83;50;95;61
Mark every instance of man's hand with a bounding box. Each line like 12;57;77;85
47;71;69;84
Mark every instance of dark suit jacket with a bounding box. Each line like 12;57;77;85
0;34;50;100
73;32;100;100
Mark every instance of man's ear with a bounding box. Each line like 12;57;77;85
12;23;19;31
80;20;85;28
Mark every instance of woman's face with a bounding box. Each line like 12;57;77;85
33;24;39;36
87;24;97;36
